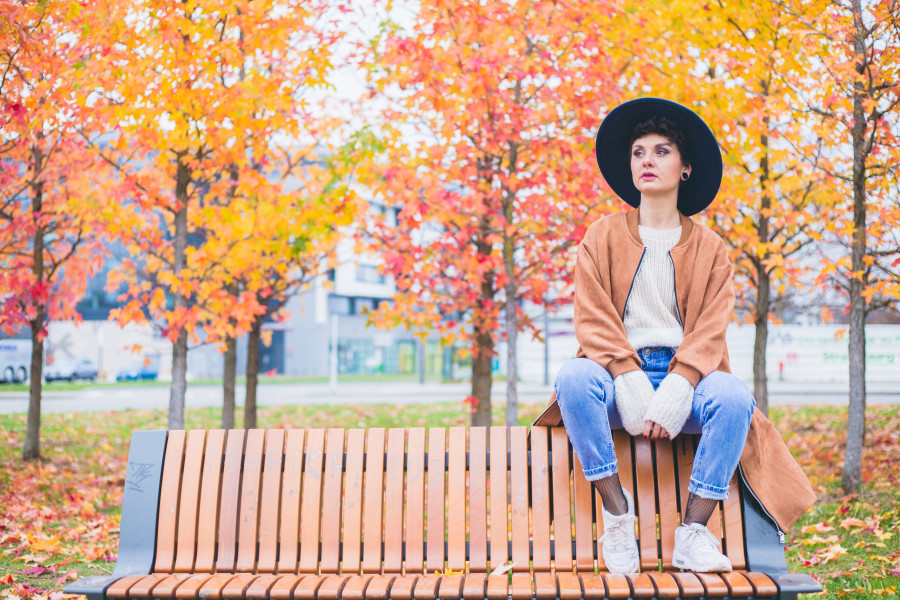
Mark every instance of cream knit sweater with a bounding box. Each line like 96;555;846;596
614;224;695;438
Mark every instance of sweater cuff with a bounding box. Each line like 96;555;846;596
645;373;695;439
607;356;642;379
669;361;702;388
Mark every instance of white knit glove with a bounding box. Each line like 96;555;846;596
613;370;655;436
644;373;695;439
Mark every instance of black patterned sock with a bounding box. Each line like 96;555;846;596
592;473;629;516
683;492;718;526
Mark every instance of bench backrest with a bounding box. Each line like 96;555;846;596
144;427;748;575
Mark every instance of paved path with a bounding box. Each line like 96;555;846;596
0;380;898;414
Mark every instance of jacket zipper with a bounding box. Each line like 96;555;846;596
667;250;684;328
738;463;786;543
623;248;646;316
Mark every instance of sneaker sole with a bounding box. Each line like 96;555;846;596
672;554;731;572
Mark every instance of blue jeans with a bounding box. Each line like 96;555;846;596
554;347;755;500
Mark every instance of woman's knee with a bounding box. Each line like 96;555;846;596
696;371;755;422
555;358;613;402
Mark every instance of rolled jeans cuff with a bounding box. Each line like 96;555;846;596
688;477;729;501
583;462;618;481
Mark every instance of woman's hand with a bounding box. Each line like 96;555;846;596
643;419;669;440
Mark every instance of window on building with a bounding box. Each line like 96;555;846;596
327;295;352;315
356;264;385;285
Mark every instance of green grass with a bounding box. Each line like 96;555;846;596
1;404;897;599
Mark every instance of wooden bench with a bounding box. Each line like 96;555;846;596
64;427;822;600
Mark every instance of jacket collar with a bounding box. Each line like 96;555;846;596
625;205;694;249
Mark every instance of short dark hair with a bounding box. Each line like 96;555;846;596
629;115;691;167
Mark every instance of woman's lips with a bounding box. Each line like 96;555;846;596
642;174;656;179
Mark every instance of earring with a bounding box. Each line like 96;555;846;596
681;172;690;181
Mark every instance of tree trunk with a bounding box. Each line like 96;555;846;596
223;336;236;429
23;142;45;462
470;328;493;427
503;282;519;426
753;127;772;416
168;155;191;430
245;317;262;429
843;0;867;494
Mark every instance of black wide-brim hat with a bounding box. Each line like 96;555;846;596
595;97;722;216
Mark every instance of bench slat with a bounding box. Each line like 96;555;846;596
577;573;606;599
532;571;556;598
412;574;438;600
221;573;259;599
150;573;191;597
269;574;308;600
633;436;658;572
341;574;373;600
571;453;594;572
468;428;488;572
437;574;464;600
174;431;204;573
299;429;326;573
321;429;346;574
630;572;656;598
405;428;426;573
362;574;394;600
461;574;486;600
342;429;366;573
155;430;186;573
669;572;704;597
509;427;530;571
646;572;680;599
555;572;581;600
426;429;446;572
485;574;507;600
447;427;467;571
488;427;509;571
722;472;746;568
216;430;246;572
720;571;754;596
550;428;573;569
194;430;225;573
603;572;631;599
257;430;285;573
363;429;387;573
173;574;215;599
384;428;405;573
245;574;281;600
293;574;328;600
127;573;172;598
277;429;305;573
105;574;153;599
743;571;778;596
387;574;416;599
237;430;266;572
530;427;552;572
509;572;532;600
655;438;679;570
317;574;351;600
692;572;729;597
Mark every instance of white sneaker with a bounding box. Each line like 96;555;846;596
673;522;733;572
599;488;640;574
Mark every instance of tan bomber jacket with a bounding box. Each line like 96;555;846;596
534;206;816;534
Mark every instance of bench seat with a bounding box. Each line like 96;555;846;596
64;427;822;600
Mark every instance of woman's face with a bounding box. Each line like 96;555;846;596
630;133;691;198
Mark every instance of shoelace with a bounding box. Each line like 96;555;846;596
600;515;636;552
682;525;721;554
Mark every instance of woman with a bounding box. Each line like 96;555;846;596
533;98;816;574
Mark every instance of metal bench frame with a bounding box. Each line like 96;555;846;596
65;428;822;600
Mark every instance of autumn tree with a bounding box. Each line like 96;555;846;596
782;0;900;493
0;0;110;460
359;0;625;426
85;0;351;429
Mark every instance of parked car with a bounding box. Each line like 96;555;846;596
44;358;99;382
0;338;31;383
116;361;159;381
